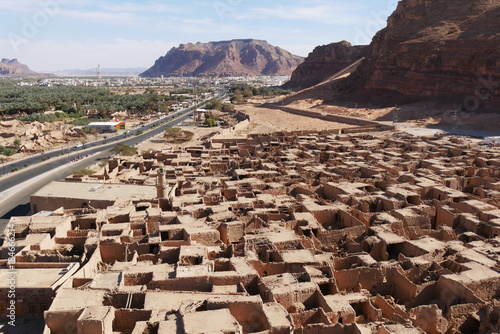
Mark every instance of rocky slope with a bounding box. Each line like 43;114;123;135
339;0;500;111
140;39;304;77
283;41;366;90
0;58;38;76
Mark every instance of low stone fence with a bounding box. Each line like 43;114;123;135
264;103;394;133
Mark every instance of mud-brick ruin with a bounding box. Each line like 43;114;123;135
1;130;500;333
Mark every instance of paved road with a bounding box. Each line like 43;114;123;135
0;108;194;193
0;106;195;176
0;107;196;229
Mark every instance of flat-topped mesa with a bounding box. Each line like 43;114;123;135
140;39;304;78
343;0;500;110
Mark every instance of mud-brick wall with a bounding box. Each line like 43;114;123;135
207;299;269;332
334;267;385;294
209;273;253;286
113;309;151;332
147;276;211;292
271;284;319;311
187;229;220;246
54;236;87;253
76;245;102;279
0;288;54;320
316;225;366;245
385;267;418;304
99;242;137;264
124;272;153;286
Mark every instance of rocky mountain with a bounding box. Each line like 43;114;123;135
339;0;500;110
283;41;366;90
0;58;38;76
140;39;304;77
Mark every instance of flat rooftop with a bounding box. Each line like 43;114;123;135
31;181;158;202
0;265;78;289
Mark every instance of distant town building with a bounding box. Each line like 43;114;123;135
87;122;126;133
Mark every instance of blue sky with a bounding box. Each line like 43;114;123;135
0;0;399;71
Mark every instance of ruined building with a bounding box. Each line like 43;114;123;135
1;130;500;333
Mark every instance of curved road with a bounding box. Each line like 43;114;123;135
0;106;197;223
0;107;197;192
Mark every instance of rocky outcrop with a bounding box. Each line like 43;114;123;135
140;39;304;78
283;41;366;90
342;0;500;111
0;58;37;76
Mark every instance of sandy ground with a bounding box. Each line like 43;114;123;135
288;99;500;136
137;125;222;152
137;98;357;152
131;94;499;154
279;68;500;135
228;98;354;135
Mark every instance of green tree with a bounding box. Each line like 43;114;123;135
221;103;235;112
73;168;95;175
204;117;218;127
206;98;223;111
165;127;194;143
111;143;137;156
13;139;21;149
230;92;244;104
0;146;17;156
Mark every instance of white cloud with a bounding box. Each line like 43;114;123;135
153;17;244;36
232;3;364;25
99;1;184;14
59;9;141;25
0;0;40;13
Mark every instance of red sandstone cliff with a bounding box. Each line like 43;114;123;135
283;41;366;90
341;0;500;111
140;39;304;78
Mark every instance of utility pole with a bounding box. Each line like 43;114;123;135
97;64;101;87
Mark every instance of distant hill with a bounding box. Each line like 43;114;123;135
53;67;147;76
0;58;40;77
283;41;367;90
140;39;304;78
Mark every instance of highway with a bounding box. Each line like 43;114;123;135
0;106;195;177
0;105;201;192
0;105;196;227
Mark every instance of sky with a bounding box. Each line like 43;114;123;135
0;0;399;72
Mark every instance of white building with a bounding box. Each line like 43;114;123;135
87;122;126;133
